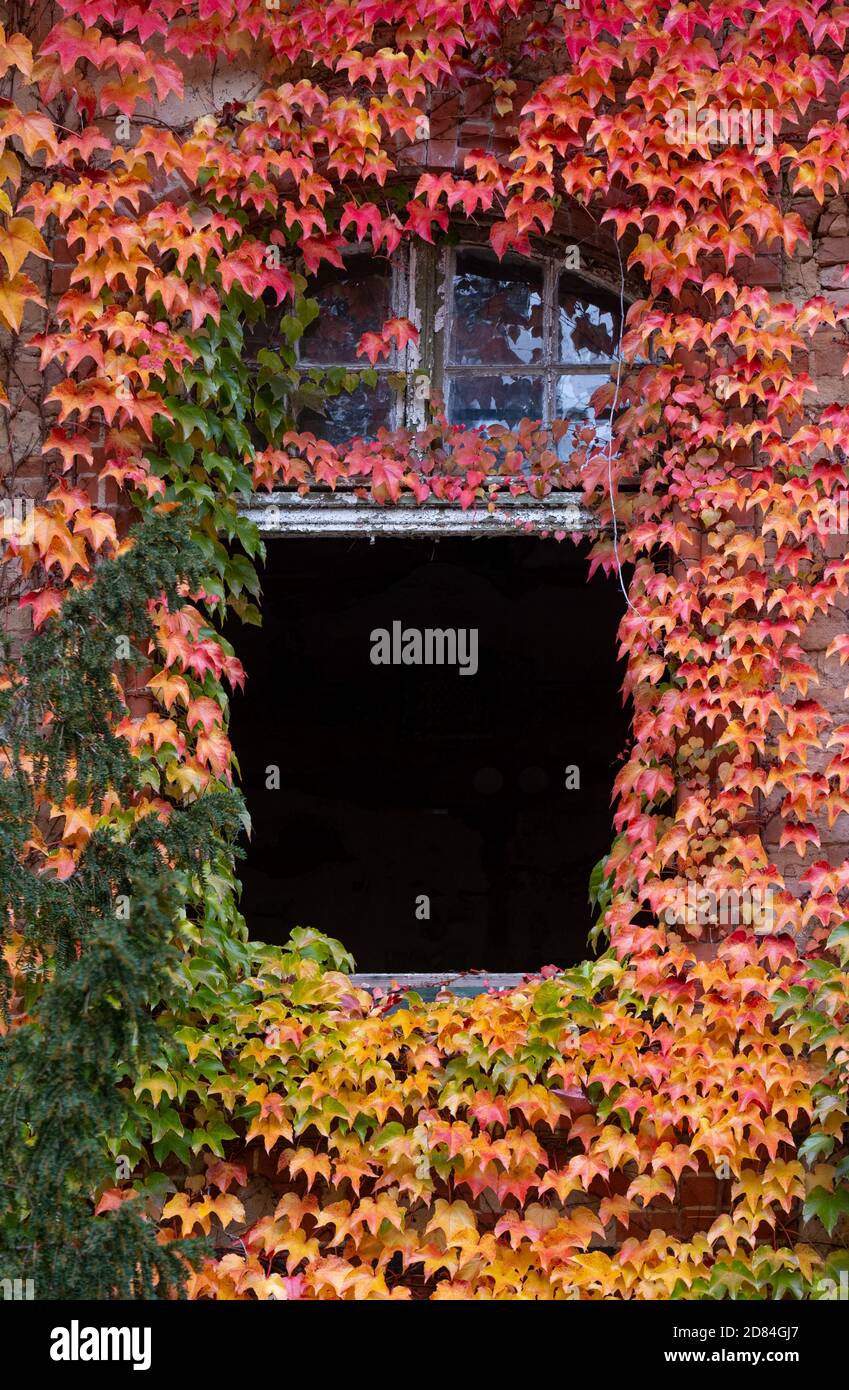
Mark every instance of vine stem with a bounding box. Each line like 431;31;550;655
607;235;641;620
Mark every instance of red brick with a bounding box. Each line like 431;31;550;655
814;342;849;376
51;266;73;295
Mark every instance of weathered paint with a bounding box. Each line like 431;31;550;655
240;489;598;537
351;972;527;996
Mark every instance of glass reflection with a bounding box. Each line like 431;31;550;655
555;371;610;458
447;375;544;430
299;377;393;445
558;273;620;364
450;251;543;365
300;259;392;364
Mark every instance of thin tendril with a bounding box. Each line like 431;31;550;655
607;236;641;619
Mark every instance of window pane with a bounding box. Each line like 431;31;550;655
447;375;544;430
450;251;543;365
299;377;393;445
558;273;620;364
300;258;392;364
555;372;611;458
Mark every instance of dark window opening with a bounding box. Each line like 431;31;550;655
227;536;629;972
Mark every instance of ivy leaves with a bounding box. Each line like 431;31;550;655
5;0;849;1302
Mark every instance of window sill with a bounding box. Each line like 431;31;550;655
350;972;530;999
239;489;599;537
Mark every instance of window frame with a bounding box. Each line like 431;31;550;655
434;242;622;438
296;244;415;434
239;243;624;992
241;487;597;537
290;236;625;442
242;239;622;538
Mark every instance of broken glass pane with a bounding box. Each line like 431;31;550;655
555;372;611;458
450;251;543;365
300;258;392;365
558;273;620;364
447;375;544;430
299;377;393;445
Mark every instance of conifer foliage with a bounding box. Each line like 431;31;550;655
0;510;243;1297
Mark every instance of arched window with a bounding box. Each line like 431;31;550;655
442;248;620;455
288;242;623;454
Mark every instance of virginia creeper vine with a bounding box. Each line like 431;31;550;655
2;0;849;1299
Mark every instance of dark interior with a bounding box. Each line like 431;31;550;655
227;535;629;972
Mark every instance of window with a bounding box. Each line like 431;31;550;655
228;535;629;975
296;252;401;444
282;241;623;453
236;241;625;989
443;249;619;457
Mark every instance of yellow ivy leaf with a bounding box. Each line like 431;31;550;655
134;1072;177;1105
0;216;49;278
0;272;44;333
0;28;33;79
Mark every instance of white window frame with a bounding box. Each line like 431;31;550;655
241;487;595;537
